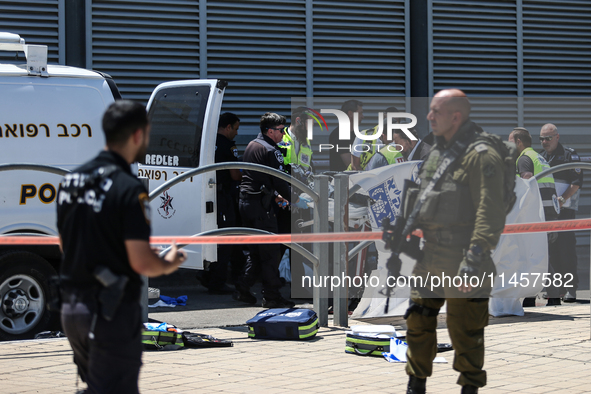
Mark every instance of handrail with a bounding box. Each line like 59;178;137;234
157;227;318;267
148;162;318;202
0;163;70;176
534;162;591;180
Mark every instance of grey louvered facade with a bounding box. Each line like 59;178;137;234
0;0;63;64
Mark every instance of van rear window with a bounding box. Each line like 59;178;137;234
145;85;210;168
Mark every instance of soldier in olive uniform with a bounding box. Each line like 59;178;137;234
405;90;506;394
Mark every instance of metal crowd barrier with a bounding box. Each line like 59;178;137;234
3;161;590;333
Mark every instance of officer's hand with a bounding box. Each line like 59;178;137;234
163;241;187;275
275;195;289;208
457;247;483;293
294;196;311;209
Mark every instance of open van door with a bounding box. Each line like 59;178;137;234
138;80;226;269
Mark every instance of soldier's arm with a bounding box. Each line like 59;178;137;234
468;148;506;251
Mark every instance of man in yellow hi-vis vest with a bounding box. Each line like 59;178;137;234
509;126;560;306
349;106;401;171
278;107;314;184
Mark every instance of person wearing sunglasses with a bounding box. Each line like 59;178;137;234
539;123;584;303
234;112;297;309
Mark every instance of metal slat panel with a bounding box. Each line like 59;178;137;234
207;0;307;131
313;0;407;97
522;0;591;191
523;0;591;102
430;0;519;131
0;0;60;64
431;0;518;96
91;0;199;102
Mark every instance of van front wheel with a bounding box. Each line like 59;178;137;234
0;251;56;341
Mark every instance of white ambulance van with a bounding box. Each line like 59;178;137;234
0;33;223;340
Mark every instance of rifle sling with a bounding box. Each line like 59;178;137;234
402;130;474;236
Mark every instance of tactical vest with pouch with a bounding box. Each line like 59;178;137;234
410;125;517;247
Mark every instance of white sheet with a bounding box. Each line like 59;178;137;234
348;163;547;318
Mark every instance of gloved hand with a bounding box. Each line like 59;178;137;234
457;246;483;276
457;245;485;293
294;196;311;209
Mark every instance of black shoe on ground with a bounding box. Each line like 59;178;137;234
208;285;235;295
547;298;561;306
522;297;536;307
261;297;296;309
563;291;577;302
232;285;257;305
461;384;478;394
407;376;426;394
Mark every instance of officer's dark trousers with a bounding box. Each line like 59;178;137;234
61;291;142;394
548;208;578;296
238;198;283;300
406;242;493;388
205;191;237;290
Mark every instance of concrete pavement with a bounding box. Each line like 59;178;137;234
1;301;591;393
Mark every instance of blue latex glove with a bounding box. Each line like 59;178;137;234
294;196;311;209
159;295;188;306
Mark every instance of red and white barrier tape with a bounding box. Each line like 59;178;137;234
2;218;591;246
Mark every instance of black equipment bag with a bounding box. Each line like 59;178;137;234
182;332;233;348
246;308;319;340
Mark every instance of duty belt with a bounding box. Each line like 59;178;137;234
422;227;473;247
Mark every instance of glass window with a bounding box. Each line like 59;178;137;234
145;85;211;168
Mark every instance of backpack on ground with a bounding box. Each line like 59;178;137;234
246;308;319;340
345;325;399;357
142;322;184;350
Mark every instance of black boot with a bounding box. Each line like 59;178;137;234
407;375;426;394
461;384;478;394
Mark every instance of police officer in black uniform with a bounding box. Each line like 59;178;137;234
57;100;187;393
539;123;584;303
233;112;296;308
200;112;241;294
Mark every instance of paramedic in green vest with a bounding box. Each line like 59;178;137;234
405;89;505;394
509;127;560;306
349;106;400;171
279;106;314;184
509;127;558;221
278;107;314;297
363;126;406;170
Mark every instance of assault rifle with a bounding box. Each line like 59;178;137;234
381;179;422;313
